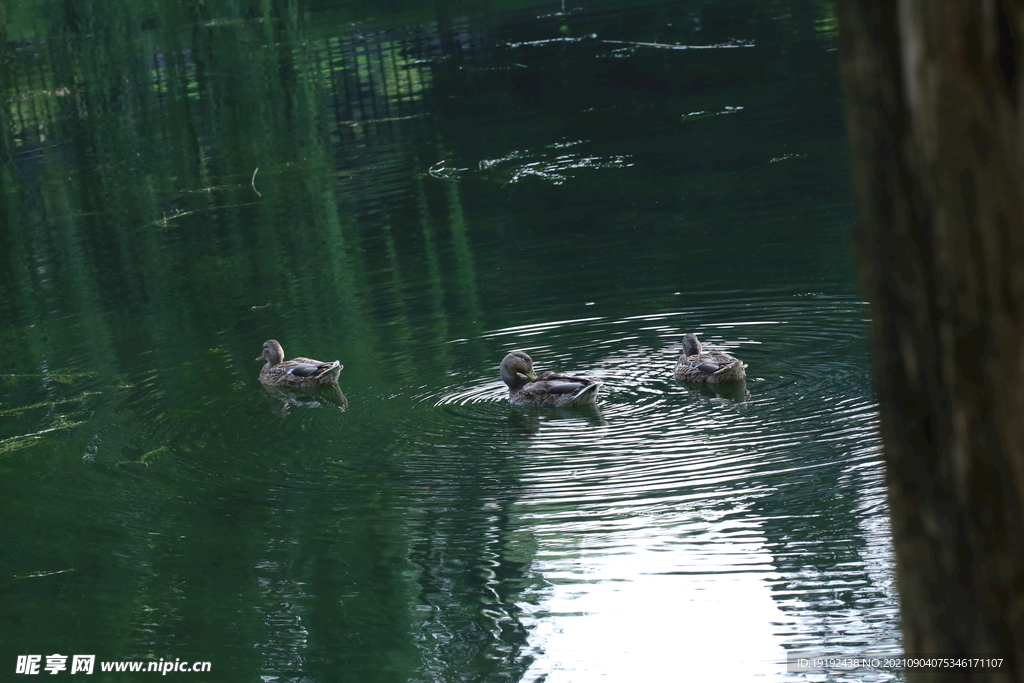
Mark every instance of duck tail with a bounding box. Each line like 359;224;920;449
711;360;746;382
572;382;601;405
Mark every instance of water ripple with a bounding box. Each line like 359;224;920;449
403;295;878;531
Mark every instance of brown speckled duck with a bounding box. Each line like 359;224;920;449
256;339;342;388
500;350;601;407
673;333;746;383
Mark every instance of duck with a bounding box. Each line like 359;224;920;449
499;350;601;407
674;333;747;383
256;339;342;388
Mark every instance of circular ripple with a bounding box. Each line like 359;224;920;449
389;293;879;522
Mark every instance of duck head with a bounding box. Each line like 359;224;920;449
256;339;285;366
682;333;703;357
500;350;538;389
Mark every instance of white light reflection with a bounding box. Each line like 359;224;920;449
521;514;793;682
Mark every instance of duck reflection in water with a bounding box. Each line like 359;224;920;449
260;384;348;416
500;350;602;407
676;380;750;404
505;401;607;435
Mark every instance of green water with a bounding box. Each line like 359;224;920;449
0;1;899;681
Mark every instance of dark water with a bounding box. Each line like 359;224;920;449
0;1;900;681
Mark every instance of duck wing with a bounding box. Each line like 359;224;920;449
284;358;342;379
524;372;594;395
286;363;324;378
681;352;739;374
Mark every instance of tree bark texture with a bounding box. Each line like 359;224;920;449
838;0;1024;679
838;1;1024;680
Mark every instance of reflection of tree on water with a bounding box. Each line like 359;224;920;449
399;437;540;681
750;459;899;663
406;499;539;681
260;384;348;416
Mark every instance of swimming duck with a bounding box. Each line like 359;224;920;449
256;339;342;388
500;350;601;407
673;333;747;383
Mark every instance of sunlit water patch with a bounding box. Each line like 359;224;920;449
409;294;895;681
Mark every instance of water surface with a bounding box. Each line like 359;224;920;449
0;1;900;681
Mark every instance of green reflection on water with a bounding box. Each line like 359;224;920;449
0;1;894;681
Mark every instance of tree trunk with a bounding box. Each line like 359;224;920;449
837;1;1024;680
